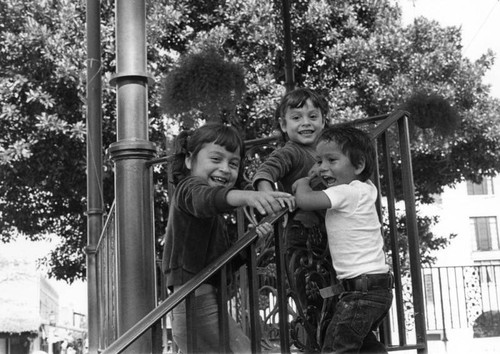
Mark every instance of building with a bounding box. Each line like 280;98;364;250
0;256;56;353
0;240;87;354
413;176;500;353
429;176;500;266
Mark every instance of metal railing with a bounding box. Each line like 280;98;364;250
101;209;289;354
94;110;429;353
95;201;118;349
422;265;500;337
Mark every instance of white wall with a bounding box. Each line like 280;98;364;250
424;177;500;266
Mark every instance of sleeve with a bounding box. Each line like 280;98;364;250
322;184;360;214
176;177;235;218
252;145;295;189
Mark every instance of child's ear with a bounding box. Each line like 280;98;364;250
354;158;366;176
185;153;192;170
279;118;287;132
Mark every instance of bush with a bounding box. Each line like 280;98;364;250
473;310;500;338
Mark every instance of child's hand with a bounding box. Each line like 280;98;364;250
249;191;294;215
308;164;320;179
254;222;273;238
276;193;296;212
307;165;326;190
227;190;295;215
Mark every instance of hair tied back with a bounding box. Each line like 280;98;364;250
174;130;193;155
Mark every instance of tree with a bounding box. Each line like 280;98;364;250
1;0;90;281
1;0;499;282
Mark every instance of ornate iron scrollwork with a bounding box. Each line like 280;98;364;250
243;138;338;352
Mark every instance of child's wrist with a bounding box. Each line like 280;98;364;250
296;179;311;191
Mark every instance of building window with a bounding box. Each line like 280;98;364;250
466;178;494;195
470;216;499;251
423;273;435;306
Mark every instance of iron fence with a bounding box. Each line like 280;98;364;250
421;265;500;337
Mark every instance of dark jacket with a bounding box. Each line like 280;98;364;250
162;176;236;289
252;140;326;229
252;140;318;193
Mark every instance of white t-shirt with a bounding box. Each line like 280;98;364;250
322;179;389;279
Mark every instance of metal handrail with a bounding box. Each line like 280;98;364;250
95;201;116;253
370;110;407;139
101;209;288;354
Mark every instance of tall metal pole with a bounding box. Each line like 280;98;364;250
108;0;157;352
398;116;428;354
85;0;102;353
281;0;295;92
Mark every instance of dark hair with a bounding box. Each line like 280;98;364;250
275;88;330;140
170;123;245;185
318;125;375;182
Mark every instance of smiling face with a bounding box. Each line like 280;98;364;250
316;140;365;187
279;99;325;146
185;142;241;188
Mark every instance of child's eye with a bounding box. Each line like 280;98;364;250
229;161;240;169
211;157;221;163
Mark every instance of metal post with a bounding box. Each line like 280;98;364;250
382;132;407;346
437;269;448;342
85;0;102;353
398;116;428;353
108;0;156;352
281;0;295;92
274;220;291;352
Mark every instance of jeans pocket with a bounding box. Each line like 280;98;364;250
349;292;392;337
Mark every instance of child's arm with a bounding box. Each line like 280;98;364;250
255;179;275;192
226;190;295;216
293;177;331;211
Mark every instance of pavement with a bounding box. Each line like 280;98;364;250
395;328;500;354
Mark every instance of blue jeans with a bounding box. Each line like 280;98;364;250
321;289;393;353
171;289;251;354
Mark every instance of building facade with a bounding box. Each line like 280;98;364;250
414;176;500;350
0;240;86;354
430;176;500;266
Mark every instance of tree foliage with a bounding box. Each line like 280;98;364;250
1;0;500;281
159;46;246;125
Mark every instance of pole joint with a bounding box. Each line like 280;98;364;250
108;140;157;161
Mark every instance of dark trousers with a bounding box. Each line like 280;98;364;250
321;288;393;353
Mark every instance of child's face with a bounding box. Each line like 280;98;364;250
185;142;241;188
315;140;364;187
280;99;325;146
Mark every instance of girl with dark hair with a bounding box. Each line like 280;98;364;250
162;122;295;353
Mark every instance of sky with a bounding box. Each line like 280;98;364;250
397;0;500;98
3;236;88;315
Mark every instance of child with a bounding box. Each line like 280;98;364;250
252;87;330;245
162;122;295;354
252;87;328;195
252;88;332;349
293;125;393;353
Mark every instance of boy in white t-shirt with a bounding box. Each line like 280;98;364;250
293;125;393;353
